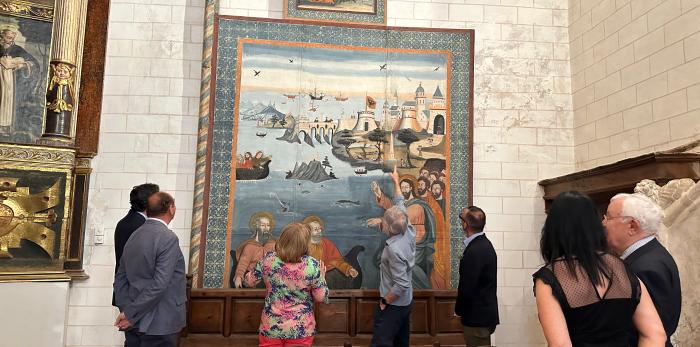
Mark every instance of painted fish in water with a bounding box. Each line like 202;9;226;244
335;199;361;207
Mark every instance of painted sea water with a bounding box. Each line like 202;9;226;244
231;122;392;288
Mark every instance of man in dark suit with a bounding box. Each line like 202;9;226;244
605;193;681;347
454;206;499;347
113;183;159;306
114;192;186;347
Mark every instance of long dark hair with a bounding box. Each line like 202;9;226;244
540;191;609;286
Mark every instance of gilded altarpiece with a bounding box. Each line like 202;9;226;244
0;143;73;281
0;0;98;282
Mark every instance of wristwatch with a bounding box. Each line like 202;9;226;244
381;298;388;306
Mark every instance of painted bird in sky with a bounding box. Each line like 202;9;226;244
434;66;440;71
379;63;387;70
253;70;261;76
289;59;294;63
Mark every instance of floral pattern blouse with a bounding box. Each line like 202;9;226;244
245;251;329;339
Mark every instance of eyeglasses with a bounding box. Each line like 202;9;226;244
603;214;632;222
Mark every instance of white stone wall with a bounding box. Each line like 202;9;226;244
55;0;574;346
0;282;69;346
570;0;700;170
221;1;573;346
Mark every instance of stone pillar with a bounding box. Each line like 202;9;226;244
39;0;83;146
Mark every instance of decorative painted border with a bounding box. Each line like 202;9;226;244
188;0;218;288
191;16;474;288
284;0;386;26
0;0;53;22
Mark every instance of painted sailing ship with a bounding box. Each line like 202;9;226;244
335;92;348;101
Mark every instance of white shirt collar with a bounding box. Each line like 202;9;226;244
147;217;170;228
620;235;655;260
463;231;484;248
137;211;147;220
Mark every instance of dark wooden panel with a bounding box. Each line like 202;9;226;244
189;299;225;334
435;299;463;333
316;299;349;333
180;333;466;346
230;299;264;333
75;0;109;155
66;170;87;261
186;289;461;340
539;151;700;211
355;298;378;334
410;299;428;333
63;165;91;280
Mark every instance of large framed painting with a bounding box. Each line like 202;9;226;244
190;16;473;290
0;1;54;144
284;0;386;25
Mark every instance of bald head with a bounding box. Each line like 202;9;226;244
460;206;485;235
146;192;176;223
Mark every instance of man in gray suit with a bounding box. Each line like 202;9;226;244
114;192;186;347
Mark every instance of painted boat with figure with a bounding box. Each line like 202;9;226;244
235;159;271;180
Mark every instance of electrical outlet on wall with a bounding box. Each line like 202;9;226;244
93;225;104;245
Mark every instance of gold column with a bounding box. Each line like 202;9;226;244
39;0;83;146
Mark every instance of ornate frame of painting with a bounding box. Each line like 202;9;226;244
190;16;474;289
0;0;96;282
284;0;387;26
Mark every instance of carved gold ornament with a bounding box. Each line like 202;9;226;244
0;0;53;21
0;177;60;258
0;147;73;165
46;63;75;113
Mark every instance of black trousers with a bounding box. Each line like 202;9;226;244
370;302;413;347
124;330;178;347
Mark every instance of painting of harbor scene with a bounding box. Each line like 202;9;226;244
297;0;376;14
226;39;453;290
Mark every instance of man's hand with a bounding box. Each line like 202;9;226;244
348;267;359;278
389;165;399;184
389;166;401;196
379;300;386;311
233;276;243;288
114;312;132;330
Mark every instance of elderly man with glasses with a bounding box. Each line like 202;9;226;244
604;193;681;347
454;206;499;347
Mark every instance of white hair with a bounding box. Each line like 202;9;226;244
384;206;408;236
611;193;663;235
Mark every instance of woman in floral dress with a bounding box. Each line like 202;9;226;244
246;222;329;346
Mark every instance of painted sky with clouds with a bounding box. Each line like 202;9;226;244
239;42;449;99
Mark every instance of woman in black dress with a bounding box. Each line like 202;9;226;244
533;191;666;347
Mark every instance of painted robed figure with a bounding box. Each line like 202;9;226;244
0;27;39;130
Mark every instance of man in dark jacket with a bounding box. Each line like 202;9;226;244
605;193;681;347
455;206;499;347
112;183;159;306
